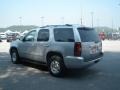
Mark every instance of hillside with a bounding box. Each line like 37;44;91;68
0;25;119;34
0;25;39;32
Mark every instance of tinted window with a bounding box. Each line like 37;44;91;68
77;28;100;42
54;28;74;42
37;29;49;41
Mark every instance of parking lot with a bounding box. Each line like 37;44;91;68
0;40;120;90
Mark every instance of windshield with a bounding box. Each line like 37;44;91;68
77;27;100;42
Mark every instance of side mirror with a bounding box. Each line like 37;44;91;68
18;36;24;41
23;35;34;42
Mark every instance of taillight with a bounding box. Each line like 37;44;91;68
74;42;81;56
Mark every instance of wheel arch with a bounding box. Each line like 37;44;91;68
10;47;18;54
46;51;63;62
46;51;66;77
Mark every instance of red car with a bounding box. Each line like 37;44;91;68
99;32;105;40
6;33;19;42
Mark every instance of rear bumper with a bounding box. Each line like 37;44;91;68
64;52;103;68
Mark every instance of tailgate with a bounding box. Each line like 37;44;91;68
77;27;102;61
81;42;102;61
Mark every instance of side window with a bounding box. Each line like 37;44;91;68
54;28;74;42
24;30;36;42
37;29;49;41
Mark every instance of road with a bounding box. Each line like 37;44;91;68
0;40;120;90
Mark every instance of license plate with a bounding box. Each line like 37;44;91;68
90;45;98;54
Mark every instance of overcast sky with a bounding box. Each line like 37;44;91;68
0;0;120;28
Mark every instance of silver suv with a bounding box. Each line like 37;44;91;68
10;24;103;76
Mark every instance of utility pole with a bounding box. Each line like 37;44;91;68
80;7;83;26
61;17;64;25
40;16;44;26
97;18;100;27
112;19;114;33
118;3;120;31
80;18;83;26
91;12;94;28
19;17;22;26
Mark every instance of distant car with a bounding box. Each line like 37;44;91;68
6;33;19;42
10;24;103;77
0;33;6;39
99;32;105;40
0;36;2;42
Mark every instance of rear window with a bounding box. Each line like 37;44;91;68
77;27;100;42
54;28;74;42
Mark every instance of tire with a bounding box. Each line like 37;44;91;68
47;55;66;77
10;49;20;64
7;40;9;42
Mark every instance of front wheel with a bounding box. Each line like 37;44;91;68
10;49;20;64
47;55;66;77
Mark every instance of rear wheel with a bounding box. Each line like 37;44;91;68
47;55;66;77
7;40;9;42
10;49;20;64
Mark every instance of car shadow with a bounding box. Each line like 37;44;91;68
64;51;120;79
0;52;10;60
0;51;120;79
20;60;99;79
21;60;48;71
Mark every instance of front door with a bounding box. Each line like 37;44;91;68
18;30;37;60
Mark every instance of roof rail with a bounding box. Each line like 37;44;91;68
40;24;73;28
40;25;50;28
65;24;72;26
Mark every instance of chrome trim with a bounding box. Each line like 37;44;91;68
85;57;102;63
65;56;84;60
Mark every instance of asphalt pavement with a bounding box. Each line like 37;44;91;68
0;40;120;90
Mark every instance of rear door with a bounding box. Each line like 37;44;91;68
77;27;102;61
53;28;75;57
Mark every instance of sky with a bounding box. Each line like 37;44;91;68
0;0;120;28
